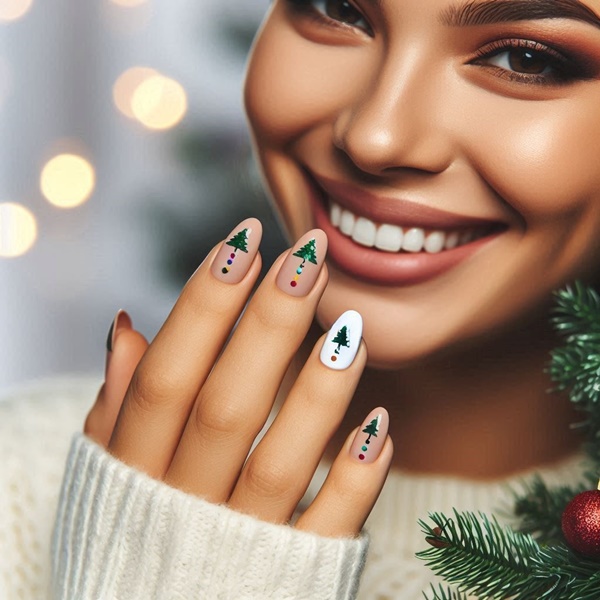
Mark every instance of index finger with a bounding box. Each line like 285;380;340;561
109;218;263;478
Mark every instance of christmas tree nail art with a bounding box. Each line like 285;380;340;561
222;228;250;274
351;408;389;464
320;310;362;370
211;218;262;285
290;238;318;288
276;229;328;297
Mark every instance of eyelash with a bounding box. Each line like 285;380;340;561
285;0;592;86
286;0;373;36
472;39;586;86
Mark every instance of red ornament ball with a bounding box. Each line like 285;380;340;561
561;488;600;559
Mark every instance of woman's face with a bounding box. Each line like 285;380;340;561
244;0;600;367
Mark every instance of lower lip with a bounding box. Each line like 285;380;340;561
308;181;500;287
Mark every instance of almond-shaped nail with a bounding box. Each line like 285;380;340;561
276;229;327;297
350;408;389;464
320;310;362;370
106;309;132;353
211;218;262;284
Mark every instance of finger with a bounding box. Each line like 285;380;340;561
228;313;366;523
84;311;148;447
295;408;393;537
109;218;263;477
165;230;328;500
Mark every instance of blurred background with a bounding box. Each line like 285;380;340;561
0;0;287;392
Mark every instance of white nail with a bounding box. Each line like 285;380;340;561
320;310;363;370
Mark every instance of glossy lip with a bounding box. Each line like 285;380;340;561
304;171;506;287
312;172;503;231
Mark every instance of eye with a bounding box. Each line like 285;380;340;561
472;39;580;85
488;48;554;76
288;0;372;34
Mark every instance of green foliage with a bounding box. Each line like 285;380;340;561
418;282;600;599
418;511;600;599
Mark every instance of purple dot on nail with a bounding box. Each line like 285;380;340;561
359;454;365;460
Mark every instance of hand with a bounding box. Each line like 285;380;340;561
84;218;393;538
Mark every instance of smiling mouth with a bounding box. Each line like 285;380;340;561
328;201;501;254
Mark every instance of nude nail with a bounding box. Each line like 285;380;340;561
211;218;262;284
276;229;327;297
320;310;362;370
350;408;389;464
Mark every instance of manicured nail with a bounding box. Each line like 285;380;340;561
276;229;327;297
320;310;362;370
211;218;262;284
106;309;132;353
350;408;389;464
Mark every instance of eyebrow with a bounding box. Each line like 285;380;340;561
439;0;600;30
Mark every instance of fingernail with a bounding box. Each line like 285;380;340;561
320;310;362;370
106;309;132;353
211;218;262;284
276;229;327;297
350;408;389;464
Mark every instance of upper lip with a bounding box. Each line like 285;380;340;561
309;172;502;230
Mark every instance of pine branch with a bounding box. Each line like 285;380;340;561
552;282;600;336
419;512;600;599
417;511;549;599
423;584;470;600
512;476;589;544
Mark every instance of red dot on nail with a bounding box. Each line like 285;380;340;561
230;253;235;259
359;454;365;460
290;281;297;287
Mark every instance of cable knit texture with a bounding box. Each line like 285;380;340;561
0;377;588;599
51;433;368;600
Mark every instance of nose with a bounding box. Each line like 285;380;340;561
333;51;455;177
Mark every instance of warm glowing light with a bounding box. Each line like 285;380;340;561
110;0;148;6
113;66;157;119
0;0;34;21
0;202;37;257
131;75;187;130
40;154;95;208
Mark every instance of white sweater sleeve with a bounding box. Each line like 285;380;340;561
51;433;369;600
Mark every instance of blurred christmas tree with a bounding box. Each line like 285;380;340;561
148;9;287;288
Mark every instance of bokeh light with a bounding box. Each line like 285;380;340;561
131;74;187;130
40;154;96;208
0;0;34;22
0;202;37;258
113;66;157;119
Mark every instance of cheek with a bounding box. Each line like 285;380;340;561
465;96;600;221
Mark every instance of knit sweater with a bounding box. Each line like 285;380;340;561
0;377;585;600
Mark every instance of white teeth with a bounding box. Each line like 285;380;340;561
328;202;487;254
340;210;355;236
352;217;377;247
402;228;425;253
444;231;460;250
375;224;403;252
330;203;342;227
424;231;445;254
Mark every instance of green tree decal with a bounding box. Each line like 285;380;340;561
362;417;379;442
331;326;350;354
226;229;249;253
293;238;317;267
